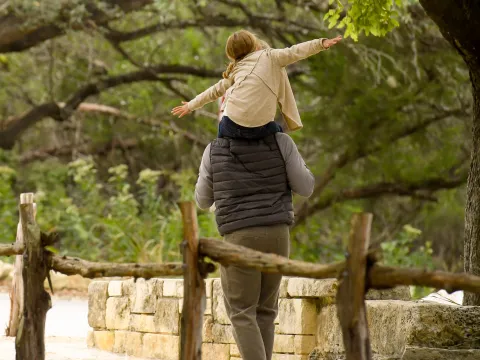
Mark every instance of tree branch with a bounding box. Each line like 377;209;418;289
0;0;154;53
294;108;467;221
18;102;209;163
50;255;183;279
19;137;139;163
294;173;468;227
106;16;247;43
0;66;220;150
0;243;24;256
74;102;210;147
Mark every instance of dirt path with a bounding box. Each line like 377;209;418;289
0;292;145;360
0;336;145;360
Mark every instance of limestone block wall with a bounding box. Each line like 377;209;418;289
87;277;411;360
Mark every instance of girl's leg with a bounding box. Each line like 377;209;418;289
219;116;281;140
218;116;243;138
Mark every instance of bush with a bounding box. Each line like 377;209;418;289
381;224;434;299
2;157;219;263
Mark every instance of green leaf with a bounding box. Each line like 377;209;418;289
45;246;59;254
324;9;336;20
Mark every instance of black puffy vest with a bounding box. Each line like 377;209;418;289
210;135;293;235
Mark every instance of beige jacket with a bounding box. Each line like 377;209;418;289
187;38;327;131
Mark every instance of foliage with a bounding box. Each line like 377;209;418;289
0;0;470;270
3;0;121;26
0;165;18;252
381;224;435;298
325;0;405;40
381;224;433;268
1;157;219;263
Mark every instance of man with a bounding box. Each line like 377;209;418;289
195;132;314;360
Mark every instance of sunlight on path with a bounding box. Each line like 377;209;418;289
0;293;145;360
0;337;145;360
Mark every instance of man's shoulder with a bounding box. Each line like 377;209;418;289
275;133;297;158
275;132;294;144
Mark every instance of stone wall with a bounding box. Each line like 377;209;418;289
88;277;480;360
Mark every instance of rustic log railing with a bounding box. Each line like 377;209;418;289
2;194;480;360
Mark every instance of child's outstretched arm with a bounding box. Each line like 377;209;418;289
271;36;342;68
171;77;234;118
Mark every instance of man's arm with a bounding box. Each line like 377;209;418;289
276;133;315;197
195;144;214;209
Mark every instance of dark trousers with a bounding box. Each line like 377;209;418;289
221;224;290;360
218;116;283;139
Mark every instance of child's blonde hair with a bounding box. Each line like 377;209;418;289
257;39;271;49
223;30;259;79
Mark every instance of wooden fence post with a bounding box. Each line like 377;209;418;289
179;201;206;360
15;193;51;360
7;193;36;337
336;213;373;360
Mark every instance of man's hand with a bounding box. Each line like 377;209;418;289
171;101;191;118
322;36;342;49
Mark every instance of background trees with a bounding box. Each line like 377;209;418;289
322;0;480;306
0;1;472;296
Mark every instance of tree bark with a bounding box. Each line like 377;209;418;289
464;68;480;305
50;256;184;278
200;237;345;278
0;243;24;257
418;0;480;305
200;237;480;293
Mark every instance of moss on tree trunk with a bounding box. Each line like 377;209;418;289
464;68;480;305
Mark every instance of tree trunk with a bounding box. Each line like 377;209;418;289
418;0;480;305
464;67;480;305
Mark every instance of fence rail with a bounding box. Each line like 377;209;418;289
0;243;23;256
2;193;480;360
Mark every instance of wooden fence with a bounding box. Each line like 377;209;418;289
2;193;480;360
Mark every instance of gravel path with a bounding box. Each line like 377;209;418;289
0;336;145;360
0;293;144;360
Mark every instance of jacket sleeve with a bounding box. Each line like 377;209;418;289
276;133;315;197
195;144;214;209
270;38;327;68
188;78;234;111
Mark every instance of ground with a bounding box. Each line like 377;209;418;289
0;286;145;360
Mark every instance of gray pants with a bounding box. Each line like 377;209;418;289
221;224;290;360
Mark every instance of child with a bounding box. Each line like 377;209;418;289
171;30;342;139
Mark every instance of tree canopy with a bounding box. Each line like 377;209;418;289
0;1;473;290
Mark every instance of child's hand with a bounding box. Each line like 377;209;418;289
171;101;191;118
322;36;342;49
